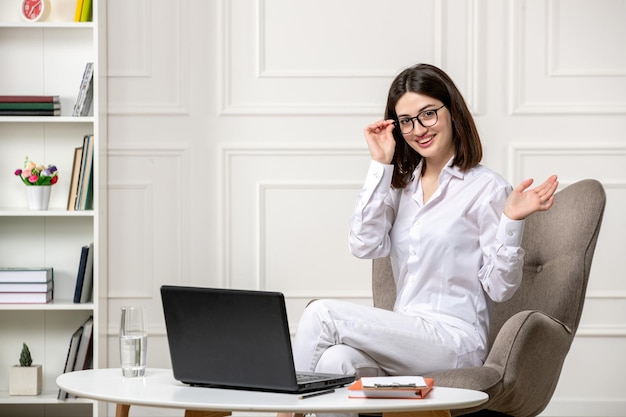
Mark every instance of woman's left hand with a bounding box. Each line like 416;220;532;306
504;175;559;220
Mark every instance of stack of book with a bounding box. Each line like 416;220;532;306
0;95;61;117
0;268;54;304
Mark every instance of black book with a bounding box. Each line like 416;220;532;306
73;316;94;371
73;245;90;303
57;326;83;399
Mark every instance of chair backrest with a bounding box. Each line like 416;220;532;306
372;179;606;349
487;179;605;348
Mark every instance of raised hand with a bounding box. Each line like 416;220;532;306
363;119;396;164
504;175;559;220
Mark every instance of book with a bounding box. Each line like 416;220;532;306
75;134;94;210
0;280;53;293
58;325;83;399
0;291;52;304
72;62;94;116
0;268;53;283
0;102;60;110
348;376;434;399
72;135;90;210
73;245;90;303
0;95;59;103
80;242;95;303
79;161;94;210
66;146;83;210
80;0;93;22
74;0;83;21
0;109;61;116
72;316;94;371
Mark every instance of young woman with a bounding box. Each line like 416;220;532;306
290;63;558;401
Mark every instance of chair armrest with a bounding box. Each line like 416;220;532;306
428;310;574;417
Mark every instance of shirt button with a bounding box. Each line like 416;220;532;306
507;231;514;237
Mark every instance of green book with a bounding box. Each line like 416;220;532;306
0;102;60;110
80;0;92;22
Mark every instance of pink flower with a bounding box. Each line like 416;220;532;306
15;157;59;186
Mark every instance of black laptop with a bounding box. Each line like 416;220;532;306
160;285;355;393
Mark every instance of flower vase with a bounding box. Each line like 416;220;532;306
26;186;51;210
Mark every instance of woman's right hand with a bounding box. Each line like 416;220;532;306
363;119;396;165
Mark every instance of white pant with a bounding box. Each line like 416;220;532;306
293;299;459;377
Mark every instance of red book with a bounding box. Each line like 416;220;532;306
0;95;60;103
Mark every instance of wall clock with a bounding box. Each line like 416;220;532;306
21;0;45;22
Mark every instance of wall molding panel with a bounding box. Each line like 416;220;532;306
107;0;190;115
508;0;626;114
220;145;372;297
219;0;481;116
107;181;155;299
257;181;371;299
107;147;188;301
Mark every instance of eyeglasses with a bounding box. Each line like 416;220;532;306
395;104;446;135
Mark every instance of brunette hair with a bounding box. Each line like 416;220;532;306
384;63;482;188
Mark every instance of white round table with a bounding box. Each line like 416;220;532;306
56;368;488;417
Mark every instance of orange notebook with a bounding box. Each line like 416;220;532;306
348;377;434;399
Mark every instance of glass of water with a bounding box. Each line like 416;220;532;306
120;306;147;377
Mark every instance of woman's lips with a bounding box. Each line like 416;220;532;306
416;135;434;147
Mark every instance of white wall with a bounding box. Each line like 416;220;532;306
105;1;626;416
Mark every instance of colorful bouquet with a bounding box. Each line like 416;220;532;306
15;157;59;186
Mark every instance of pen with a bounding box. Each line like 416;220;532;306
298;389;335;399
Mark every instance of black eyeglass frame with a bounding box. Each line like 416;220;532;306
394;104;446;135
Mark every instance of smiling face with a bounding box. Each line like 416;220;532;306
383;64;482;189
395;92;455;170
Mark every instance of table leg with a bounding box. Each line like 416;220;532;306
184;411;232;417
383;411;451;417
115;404;130;417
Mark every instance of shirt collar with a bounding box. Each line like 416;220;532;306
415;156;464;181
442;156;464;180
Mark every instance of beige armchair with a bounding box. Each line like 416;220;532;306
371;179;606;417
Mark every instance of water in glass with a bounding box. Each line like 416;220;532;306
120;306;147;377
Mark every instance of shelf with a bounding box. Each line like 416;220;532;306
0;116;94;123
0;209;94;217
0;22;94;29
0;2;105;414
0;390;94;404
0;301;94;311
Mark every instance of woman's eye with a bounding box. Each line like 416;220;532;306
421;111;435;119
399;118;411;125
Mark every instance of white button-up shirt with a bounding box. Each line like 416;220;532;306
349;159;525;364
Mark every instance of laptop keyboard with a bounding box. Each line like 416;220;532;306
296;373;328;383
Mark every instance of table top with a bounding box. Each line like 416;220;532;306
56;368;488;414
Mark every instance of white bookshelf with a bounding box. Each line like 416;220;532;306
0;1;106;416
